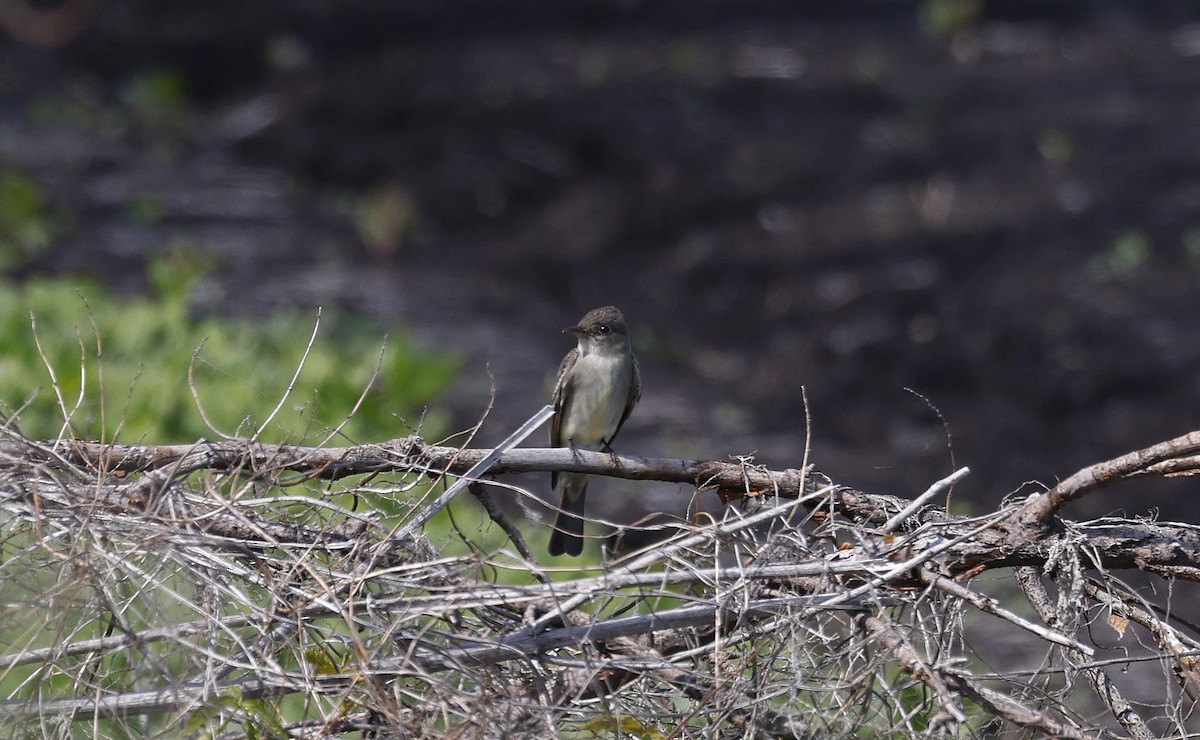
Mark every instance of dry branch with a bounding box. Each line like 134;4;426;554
8;434;1199;578
0;435;809;496
1017;430;1200;528
4;425;1200;736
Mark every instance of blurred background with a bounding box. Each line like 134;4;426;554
2;0;1200;534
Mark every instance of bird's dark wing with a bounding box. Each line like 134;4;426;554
550;347;579;490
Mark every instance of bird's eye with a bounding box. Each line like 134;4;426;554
596;324;612;335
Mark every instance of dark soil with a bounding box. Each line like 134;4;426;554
4;0;1200;531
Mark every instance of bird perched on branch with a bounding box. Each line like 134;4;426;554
548;306;641;557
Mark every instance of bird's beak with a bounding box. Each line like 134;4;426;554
562;325;588;337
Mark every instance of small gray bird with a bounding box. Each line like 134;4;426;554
548;306;641;557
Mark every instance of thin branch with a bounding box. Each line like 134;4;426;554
1017;430;1200;528
0;591;884;721
919;568;1092;655
860;613;1087;737
313;334;387;450
29;311;78;440
392;404;553;540
1015;566;1155;739
6;436;1200;581
253;308;321;442
187;338;236;440
0;436;810;492
880;466;970;533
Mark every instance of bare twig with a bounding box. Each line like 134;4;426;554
1015;566;1155;739
393;404;553;540
861;613;1087;738
919;568;1092;655
880;466;969;533
1017;430;1200;527
6;425;1200;736
253;308;322;442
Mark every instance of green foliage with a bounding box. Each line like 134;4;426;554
919;0;984;39
1088;230;1151;282
585;715;667;739
303;646;345;675
353;182;420;257
27;66;188;143
0;167;59;271
122;196;166;225
1182;226;1200;267
892;679;934;734
1036;128;1075;164
184;687;287;739
0;258;458;444
119;67;191;134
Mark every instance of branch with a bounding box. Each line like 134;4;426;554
9;434;1200;581
0;436;810;499
1016;430;1200;529
862;609;1089;738
8;426;1200;735
1015;567;1155;739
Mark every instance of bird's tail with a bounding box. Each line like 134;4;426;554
548;473;588;557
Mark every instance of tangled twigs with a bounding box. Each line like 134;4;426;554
858;613;1087;738
5;428;1200;735
1015;566;1156;739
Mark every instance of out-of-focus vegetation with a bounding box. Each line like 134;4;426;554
1089;230;1151;282
27;65;188;141
0;254;458;444
0;168;60;271
118;68;190;132
918;0;984;38
0;253;469;736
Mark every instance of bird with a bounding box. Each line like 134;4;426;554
547;306;641;557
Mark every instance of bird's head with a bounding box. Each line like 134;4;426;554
564;306;630;354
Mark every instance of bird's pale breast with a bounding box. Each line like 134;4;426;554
559;351;633;450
